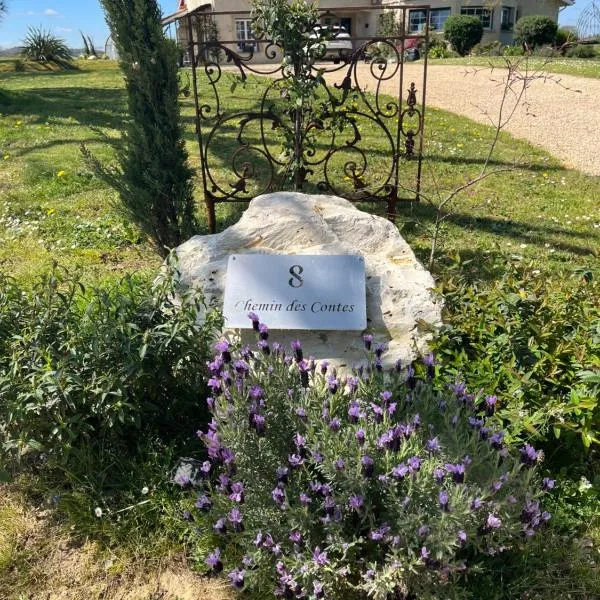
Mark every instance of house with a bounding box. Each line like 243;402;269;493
399;1;574;45
162;0;573;62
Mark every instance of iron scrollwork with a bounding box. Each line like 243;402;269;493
183;5;429;232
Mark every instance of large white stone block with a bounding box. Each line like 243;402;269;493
175;192;442;370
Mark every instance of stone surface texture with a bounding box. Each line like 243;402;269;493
175;192;442;370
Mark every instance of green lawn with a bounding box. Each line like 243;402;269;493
429;54;600;79
0;60;598;286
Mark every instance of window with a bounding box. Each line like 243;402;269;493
235;19;255;50
408;8;451;33
501;7;514;31
430;8;451;31
460;6;493;30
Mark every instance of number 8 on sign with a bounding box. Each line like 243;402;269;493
289;265;304;288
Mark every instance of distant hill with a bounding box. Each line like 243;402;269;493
0;46;88;57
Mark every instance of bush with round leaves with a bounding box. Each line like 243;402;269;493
443;15;483;56
514;16;558;49
189;317;554;600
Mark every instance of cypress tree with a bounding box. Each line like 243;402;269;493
95;0;196;254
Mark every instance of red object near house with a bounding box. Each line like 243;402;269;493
178;0;187;10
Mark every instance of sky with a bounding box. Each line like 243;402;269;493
0;1;590;50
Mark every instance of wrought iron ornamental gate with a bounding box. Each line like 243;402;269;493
181;4;430;232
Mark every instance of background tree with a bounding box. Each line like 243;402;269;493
0;0;7;24
514;15;558;49
89;0;197;255
443;15;483;56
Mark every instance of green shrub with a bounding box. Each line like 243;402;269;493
13;59;25;72
554;27;577;51
191;324;554;599
0;259;222;463
566;44;597;58
20;26;74;67
431;261;600;449
503;44;525;57
443;15;483;57
514;16;558;49
471;41;504;56
89;0;197;256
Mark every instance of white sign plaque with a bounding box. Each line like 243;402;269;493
223;254;367;330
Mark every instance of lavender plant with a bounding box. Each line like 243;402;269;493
191;316;554;599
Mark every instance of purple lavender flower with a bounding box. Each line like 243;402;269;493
207;377;221;393
380;391;393;405
418;525;430;537
370;524;390;541
355;428;366;445
520;443;541;467
433;467;446;483
229;482;245;504
213;518;227;535
311;449;324;463
542;477;556;491
248;312;260;331
420;546;430;562
249;385;264;400
375;343;387;358
490;431;505;450
298;359;310;388
348;401;362;423
290;340;303;362
251;413;266;436
392;463;409;479
485;395;497;416
445;463;466;484
375;358;383;372
329;417;341;432
276;466;289;484
214;340;231;362
471;497;483;511
491;480;504;493
206;548;223;572
258;322;269;340
348;494;364;511
295;407;307;421
174;474;191;488
228;507;244;532
427;437;441;453
272;486;286;506
363;334;373;351
208;357;224;376
289;530;303;544
407;456;422;474
288;454;304;469
313;580;325;599
323;495;336;516
486;513;502;530
346;376;359;393
439;490;450;512
312;547;329;567
299;492;312;506
228;568;245;589
327;376;339;394
362;455;375;477
233;359;249;375
195;494;212;512
335;458;346;471
388;402;397;416
370;403;384;423
457;530;467;546
257;339;270;355
320;360;329;375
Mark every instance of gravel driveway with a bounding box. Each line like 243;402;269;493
324;63;600;176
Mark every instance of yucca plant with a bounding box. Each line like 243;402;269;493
21;26;73;65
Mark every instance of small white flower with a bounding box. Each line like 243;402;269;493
141;486;149;495
95;507;103;518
